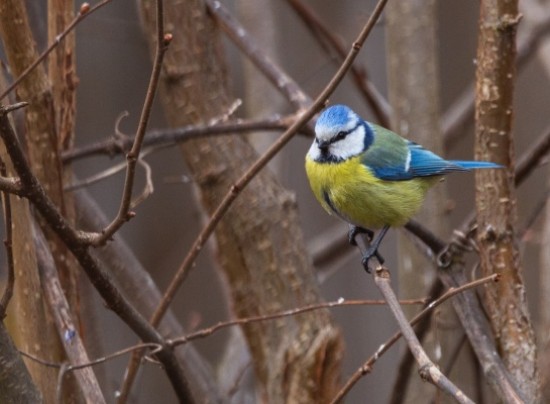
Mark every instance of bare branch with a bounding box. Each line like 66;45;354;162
0;157;14;318
34;223;105;404
342;275;493;403
207;0;312;110
87;4;172;245
474;2;538;399
170;297;426;347
286;0;391;127
61;114;308;163
352;235;474;403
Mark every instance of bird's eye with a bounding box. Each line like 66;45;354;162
335;131;346;141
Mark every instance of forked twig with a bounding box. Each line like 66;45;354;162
331;273;498;403
85;10;172;245
351;234;474;403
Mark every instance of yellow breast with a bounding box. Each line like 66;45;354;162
305;156;437;228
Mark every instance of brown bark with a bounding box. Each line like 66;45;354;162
139;0;343;402
47;0;82;342
0;142;60;402
0;1;82;401
475;1;539;401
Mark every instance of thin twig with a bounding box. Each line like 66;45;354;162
0;1;113;101
86;6;172;245
207;0;312;110
19;342;163;371
286;0;391;127
64;148;155;192
351;234;474;403
61;115;306;163
170;297;426;347
130;158;154;209
0;156;14;318
330;271;497;403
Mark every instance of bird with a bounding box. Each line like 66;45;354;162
305;104;501;271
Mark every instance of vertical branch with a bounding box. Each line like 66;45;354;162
0;157;14;317
474;1;538;401
34;223;105;404
48;0;77;151
90;1;171;245
46;0;84;353
0;1;67;393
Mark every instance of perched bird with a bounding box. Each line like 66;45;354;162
305;104;501;270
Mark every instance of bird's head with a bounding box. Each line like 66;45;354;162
308;105;373;163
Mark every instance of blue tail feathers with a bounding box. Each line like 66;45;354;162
450;160;502;170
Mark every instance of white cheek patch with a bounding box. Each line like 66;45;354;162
331;125;366;160
307;140;321;160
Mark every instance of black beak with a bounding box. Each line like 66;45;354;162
318;140;330;153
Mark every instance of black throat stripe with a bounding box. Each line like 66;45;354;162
323;190;340;217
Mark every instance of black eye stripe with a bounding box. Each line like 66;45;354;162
331;122;360;144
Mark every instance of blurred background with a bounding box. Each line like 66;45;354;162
2;0;549;402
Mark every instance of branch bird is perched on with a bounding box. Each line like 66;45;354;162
305;104;501;271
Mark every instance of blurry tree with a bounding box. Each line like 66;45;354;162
0;0;548;403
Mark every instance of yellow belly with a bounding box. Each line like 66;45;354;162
305;156;438;228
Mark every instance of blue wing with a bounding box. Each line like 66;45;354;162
361;123;500;181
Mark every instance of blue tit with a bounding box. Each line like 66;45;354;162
305;104;501;270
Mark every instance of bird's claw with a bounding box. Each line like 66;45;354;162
348;226;374;246
361;247;385;273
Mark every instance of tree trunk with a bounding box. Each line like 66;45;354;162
474;1;539;401
386;1;473;402
0;1;84;400
139;1;343;402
